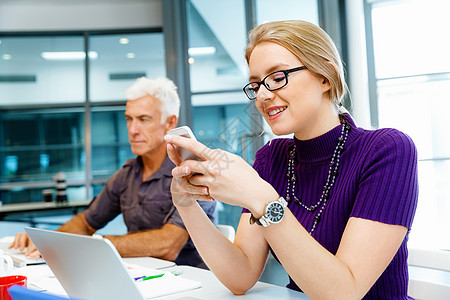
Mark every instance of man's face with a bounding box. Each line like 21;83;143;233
125;95;168;158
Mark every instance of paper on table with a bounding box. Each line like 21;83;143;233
136;271;202;299
121;263;202;298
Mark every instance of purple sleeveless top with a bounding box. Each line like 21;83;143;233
245;114;418;299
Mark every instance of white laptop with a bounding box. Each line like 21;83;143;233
25;227;201;300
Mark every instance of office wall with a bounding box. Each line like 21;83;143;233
0;0;163;32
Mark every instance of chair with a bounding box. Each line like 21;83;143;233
217;224;235;242
407;247;450;300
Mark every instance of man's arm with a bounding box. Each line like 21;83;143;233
56;212;97;235
105;223;189;261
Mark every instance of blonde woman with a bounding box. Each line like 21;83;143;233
165;20;417;299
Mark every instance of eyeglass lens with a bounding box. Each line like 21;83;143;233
244;71;287;99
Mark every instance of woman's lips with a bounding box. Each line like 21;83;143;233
266;106;287;120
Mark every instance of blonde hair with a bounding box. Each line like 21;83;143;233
245;20;347;108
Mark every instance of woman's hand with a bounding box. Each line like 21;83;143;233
165;134;278;215
165;135;212;208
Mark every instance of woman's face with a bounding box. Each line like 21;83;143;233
248;42;336;140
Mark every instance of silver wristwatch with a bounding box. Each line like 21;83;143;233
250;197;287;227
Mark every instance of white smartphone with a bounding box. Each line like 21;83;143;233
166;126;202;161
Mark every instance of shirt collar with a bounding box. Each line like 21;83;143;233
129;155;175;182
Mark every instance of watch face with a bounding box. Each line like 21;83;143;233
266;202;285;223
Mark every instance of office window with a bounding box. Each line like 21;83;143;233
0;36;85;105
187;0;248;93
0;30;163;204
89;32;166;102
0;110;85;204
0;110;84;182
367;0;450;249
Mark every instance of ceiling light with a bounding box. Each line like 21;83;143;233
126;52;136;59
188;47;216;56
2;54;12;60
41;51;98;60
188;57;195;64
119;38;129;45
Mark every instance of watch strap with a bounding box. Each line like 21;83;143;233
249;214;262;226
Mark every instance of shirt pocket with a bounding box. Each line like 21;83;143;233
139;198;174;228
119;195;140;232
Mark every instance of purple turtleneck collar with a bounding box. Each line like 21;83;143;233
293;113;356;163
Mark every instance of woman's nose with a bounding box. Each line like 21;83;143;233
256;85;274;102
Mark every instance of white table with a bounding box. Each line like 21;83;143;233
12;259;308;299
154;265;309;299
12;263;450;300
7;250;450;299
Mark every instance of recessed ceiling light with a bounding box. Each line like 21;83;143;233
126;52;135;59
188;47;216;56
41;51;98;60
2;54;12;60
119;38;129;45
188;57;195;64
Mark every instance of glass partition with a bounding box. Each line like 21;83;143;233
0;36;85;105
187;0;248;93
0;110;85;183
0;30;162;204
89;32;166;102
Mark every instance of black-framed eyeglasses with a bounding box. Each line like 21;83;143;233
243;66;308;100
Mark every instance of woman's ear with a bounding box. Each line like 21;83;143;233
321;77;331;93
321;61;339;93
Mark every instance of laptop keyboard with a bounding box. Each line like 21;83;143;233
0;240;46;267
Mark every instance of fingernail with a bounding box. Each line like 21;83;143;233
184;166;189;174
203;187;208;194
164;135;172;142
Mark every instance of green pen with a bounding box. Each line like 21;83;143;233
142;273;165;281
138;270;183;281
